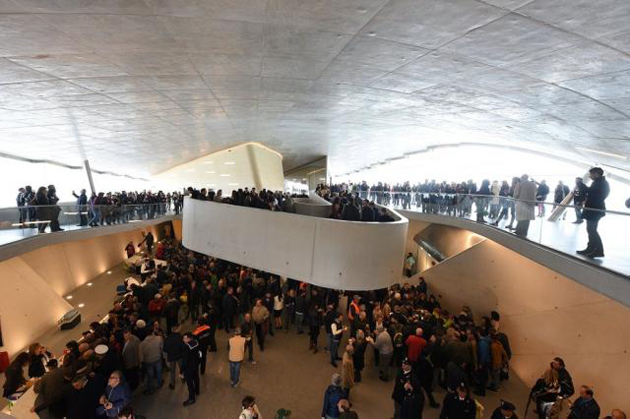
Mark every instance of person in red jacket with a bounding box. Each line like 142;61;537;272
405;328;427;363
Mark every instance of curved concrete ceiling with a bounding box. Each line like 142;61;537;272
0;0;629;177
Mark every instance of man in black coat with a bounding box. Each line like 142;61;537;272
222;287;238;333
163;325;184;389
72;189;88;226
568;386;600;419
577;167;609;258
182;333;201;406
572;178;588;224
392;359;424;419
67;374;105;419
440;383;476;419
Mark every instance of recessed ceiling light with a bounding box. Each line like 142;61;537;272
205;171;215;174
66;295;73;300
202;161;214;164
575;146;627;160
87;282;93;287
220;174;230;177
224;161;236;165
107;271;112;275
78;303;85;308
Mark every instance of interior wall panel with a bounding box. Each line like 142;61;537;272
420;239;630;413
0;258;73;357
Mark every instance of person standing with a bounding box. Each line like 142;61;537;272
392;358;424;419
370;326;394;381
404;253;416;277
330;314;345;367
96;371;131;418
121;329;142;391
252;299;270;352
341;345;355;398
513;175;537;238
140;330;164;394
182;333;201;406
572;178;588;224
535;180;549;217
241;313;256;363
47;185;63;232
192;318;211;375
72;189;88;226
568;386;600;419
577;167;609;258
163;324;184;390
228;328;247;387
440;383;476;419
308;303;323;354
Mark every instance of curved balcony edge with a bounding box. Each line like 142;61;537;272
182;197;408;290
399;210;630;308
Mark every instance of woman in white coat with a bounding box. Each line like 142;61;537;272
514;174;537;237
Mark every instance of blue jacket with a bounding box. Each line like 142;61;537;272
96;382;131;418
478;336;492;364
322;385;346;418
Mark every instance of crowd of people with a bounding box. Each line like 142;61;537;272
187;186;307;213
4;233;625;419
15;186;184;233
318;166;612;258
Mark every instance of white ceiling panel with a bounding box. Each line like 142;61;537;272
0;0;628;177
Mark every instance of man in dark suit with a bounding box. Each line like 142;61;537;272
577;167;610;258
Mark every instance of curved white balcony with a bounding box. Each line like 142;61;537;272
182;197;408;290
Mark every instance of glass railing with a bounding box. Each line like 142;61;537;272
348;190;630;276
0;203;178;247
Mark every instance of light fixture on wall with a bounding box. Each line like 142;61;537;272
87;282;93;287
78;303;85;308
66;295;73;300
107;271;112;275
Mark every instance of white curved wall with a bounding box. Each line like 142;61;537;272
182;197;408;290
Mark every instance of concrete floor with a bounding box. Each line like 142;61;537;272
16;262;533;419
130;330;533;419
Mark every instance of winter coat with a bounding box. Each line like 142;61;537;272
514;180;536;221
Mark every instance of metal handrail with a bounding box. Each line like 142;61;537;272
327;190;630;216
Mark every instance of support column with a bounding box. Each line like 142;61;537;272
84;159;96;195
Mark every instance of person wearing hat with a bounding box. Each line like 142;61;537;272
577;167;609;258
491;400;517;419
392;358;423;419
440;383;476;419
